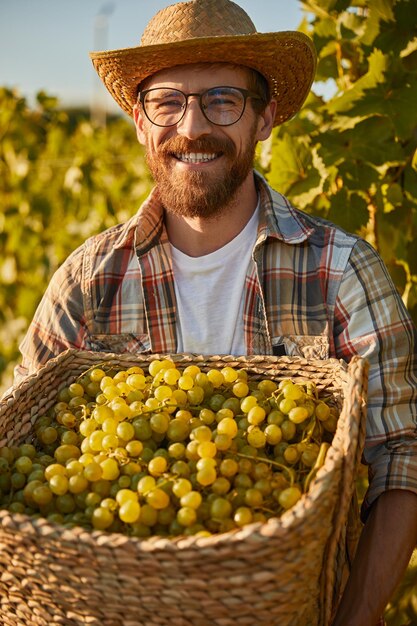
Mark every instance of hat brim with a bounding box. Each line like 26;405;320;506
90;31;316;126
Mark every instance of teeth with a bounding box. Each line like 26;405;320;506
174;153;217;163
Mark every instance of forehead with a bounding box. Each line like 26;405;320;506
142;63;252;91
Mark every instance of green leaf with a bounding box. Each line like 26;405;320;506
318;117;404;167
267;134;313;194
327;189;370;232
327;49;387;114
338;72;417;140
360;0;395;46
411;149;417;173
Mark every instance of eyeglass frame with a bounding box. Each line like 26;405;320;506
137;85;265;128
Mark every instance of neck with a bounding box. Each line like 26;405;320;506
165;171;258;257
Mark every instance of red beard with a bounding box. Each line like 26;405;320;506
144;132;258;219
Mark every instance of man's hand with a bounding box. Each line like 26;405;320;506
332;489;417;626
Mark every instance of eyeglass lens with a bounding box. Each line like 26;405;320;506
142;87;249;127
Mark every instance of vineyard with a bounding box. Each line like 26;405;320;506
1;0;417;622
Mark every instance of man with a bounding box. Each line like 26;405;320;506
15;1;417;624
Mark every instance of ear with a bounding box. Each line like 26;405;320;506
133;104;147;145
255;99;277;142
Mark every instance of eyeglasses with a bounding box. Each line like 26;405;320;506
138;86;263;127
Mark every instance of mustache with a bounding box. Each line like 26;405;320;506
157;136;235;158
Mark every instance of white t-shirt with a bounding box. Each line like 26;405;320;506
171;204;259;355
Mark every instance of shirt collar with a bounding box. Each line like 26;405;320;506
254;171;314;244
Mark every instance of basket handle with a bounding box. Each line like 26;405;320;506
322;355;369;625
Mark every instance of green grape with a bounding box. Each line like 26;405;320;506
240;395;258;414
148;456;168;477
89;368;106;383
315;402;331;421
232;381;249;398
166;419;190;442
187;386;205;405
247;406;266;426
192;425;212;443
267;410;285;426
196;457;216;472
138;504;158;527
283;445;300;465
60;430;79;447
83;462;103;482
234;507;253;527
197;441;217;459
55;494;76;514
69;382;84;398
40;426;58;445
48;474;69;496
137;476;156;496
11;472;26;490
196;467;217;486
32;484;53;507
219;458;239;478
244;488;263;507
170;461;190;478
207;369;225;388
234;473;253;490
253;478;272;497
125;440;143;458
198;408;216;425
167;442;185;459
149;412;170;434
214;434;232;451
217;418;238;438
116;421;135;442
54;444;81;464
146;488;170;510
92;506;114;530
210;497;232;520
172;478;192;498
246;427;266;449
282;382;304;401
264;424;282;445
281;420;297;441
288;406;309;424
119;500;141;524
68;474;89;494
258;379;277;396
208;394;226;412
278;486;302;510
14;456;33;475
210;477;231;495
133;418;153;441
177;506;197;527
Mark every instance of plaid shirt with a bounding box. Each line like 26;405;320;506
17;173;417;513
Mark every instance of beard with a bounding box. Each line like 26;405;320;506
144;129;258;219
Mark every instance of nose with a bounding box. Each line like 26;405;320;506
176;96;212;140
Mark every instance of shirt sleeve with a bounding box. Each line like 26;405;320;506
14;244;89;386
333;238;417;518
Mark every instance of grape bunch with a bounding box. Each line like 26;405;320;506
0;359;338;538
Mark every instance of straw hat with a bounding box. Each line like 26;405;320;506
90;0;316;126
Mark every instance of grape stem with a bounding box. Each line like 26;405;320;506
235;452;295;486
303;442;331;492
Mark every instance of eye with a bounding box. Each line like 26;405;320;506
146;90;184;111
205;88;242;108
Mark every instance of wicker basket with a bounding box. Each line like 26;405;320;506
0;350;368;626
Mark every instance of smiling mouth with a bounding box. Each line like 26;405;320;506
173;152;219;163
